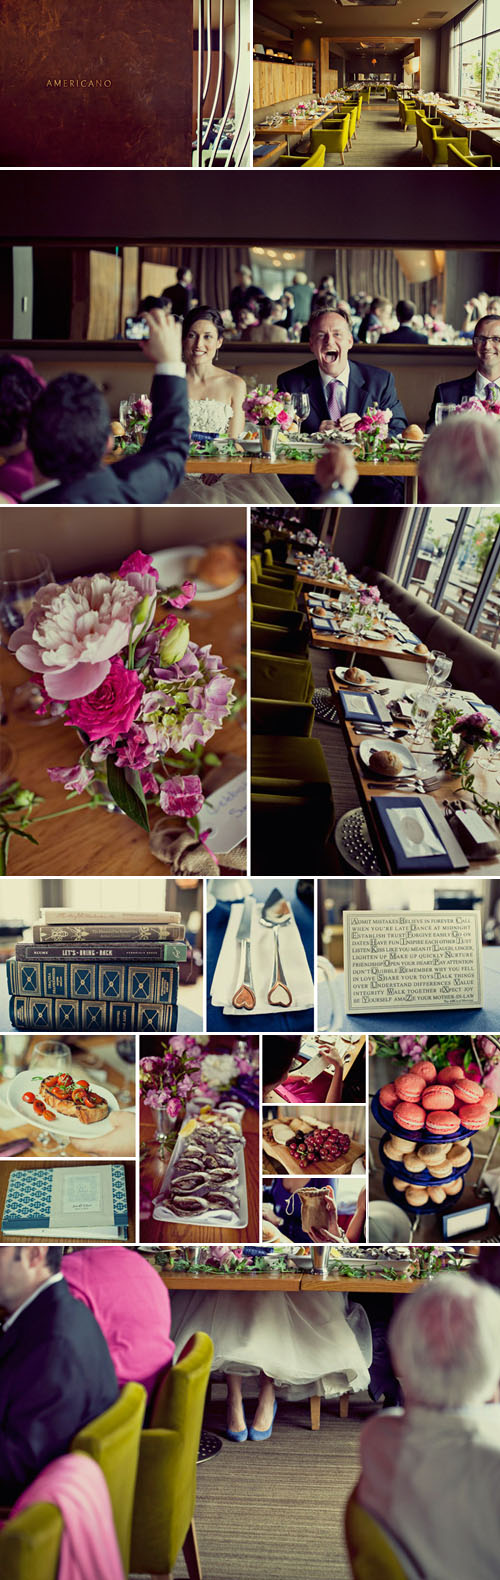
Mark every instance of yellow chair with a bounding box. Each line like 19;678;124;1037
420;117;469;166
361;86;371;104
130;1331;214;1580
399;99;416;131
252;550;297;588
447;144;493;166
346;104;358;148
0;1504;62;1580
70;1381;146;1573
276;143;326;167
345;1489;422;1579
252;649;314;702
311;114;350;166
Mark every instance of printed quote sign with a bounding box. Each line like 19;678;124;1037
343;910;483;1016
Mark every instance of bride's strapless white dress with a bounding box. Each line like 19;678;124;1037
168;397;294;505
170;1290;372;1399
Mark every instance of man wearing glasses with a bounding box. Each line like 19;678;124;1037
427;314;500;425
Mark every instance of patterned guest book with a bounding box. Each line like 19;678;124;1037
7;959;179;1002
9;997;178;1031
2;1164;128;1238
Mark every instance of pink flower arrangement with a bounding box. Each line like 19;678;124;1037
453;711;500;746
457;397;500;418
355;407;392;436
10;553;235;840
139;1037;206;1125
359;583;381;607
243;387;294;428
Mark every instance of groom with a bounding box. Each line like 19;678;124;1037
277;306;407;501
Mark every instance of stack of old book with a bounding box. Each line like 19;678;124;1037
7;909;186;1031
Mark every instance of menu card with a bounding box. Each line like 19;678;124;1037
343;910;483;1016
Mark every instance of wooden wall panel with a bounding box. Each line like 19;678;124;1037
253;62;314;111
320;39;339;95
140;262;177;301
0;0;194;167
87;252;122;341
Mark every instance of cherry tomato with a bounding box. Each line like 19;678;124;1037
75;1080;90;1089
42;1107;56;1119
22;1091;35;1103
33;1101;45;1115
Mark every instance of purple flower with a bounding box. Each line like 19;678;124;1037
398;1034;428;1059
47;762;95;794
140;771;160;795
115;723;154;772
167;580;197;609
166;1097;183;1119
159;775;204;819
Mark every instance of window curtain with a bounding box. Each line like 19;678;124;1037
141;246;252;312
309;248;439;314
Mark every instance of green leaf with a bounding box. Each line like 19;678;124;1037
204;753;221;767
106;759;150;832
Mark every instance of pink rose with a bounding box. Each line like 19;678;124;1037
118;550;159;583
64;656;144;746
167;580;197;609
159;775;204;819
131;396;153;419
47;762;95;794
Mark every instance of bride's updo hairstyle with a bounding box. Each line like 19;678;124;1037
182;306;225;340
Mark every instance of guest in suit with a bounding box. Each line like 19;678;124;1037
427;313;500;426
378;299;428;346
0;1245;118;1505
24;310;189;504
164;267;194;320
277;306;406;502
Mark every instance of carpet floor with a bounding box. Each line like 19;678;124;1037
173;1395;369;1579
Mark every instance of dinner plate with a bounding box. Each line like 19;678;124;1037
358;736;418;775
357;628;388;642
152;544;244;602
7;1071;118;1138
335;666;372;688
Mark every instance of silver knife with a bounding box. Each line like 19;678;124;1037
232;898;256;1011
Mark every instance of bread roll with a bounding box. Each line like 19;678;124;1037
369;749;404;776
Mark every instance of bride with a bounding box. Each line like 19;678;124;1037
169;305;294;504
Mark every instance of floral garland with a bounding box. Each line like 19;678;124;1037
8;551;235;842
431;704;500;823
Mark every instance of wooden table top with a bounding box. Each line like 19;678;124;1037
253;140;287;166
254;108;333;138
305;595;428;662
252;457;418;478
328;669;500;875
0;1158;136;1242
295;571;355;593
140;1104;259;1244
159;1269;418;1292
0;1037;135;1159
0;590;246;876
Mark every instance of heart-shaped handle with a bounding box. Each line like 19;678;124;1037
232;985;256;1011
268;982;293;1008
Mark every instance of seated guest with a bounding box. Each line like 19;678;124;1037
262;1033;343;1104
0;355;45;500
378;299;428;346
311;273;336;316
0;1245;118;1505
358;1273;500;1580
428;313;500;424
62;1247;175;1400
278;307;405;500
356;296;394;343
241;296;288;344
24;310;189;503
419;412;500;502
236;305;258;336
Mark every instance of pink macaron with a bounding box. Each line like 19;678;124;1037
481;1090;497;1113
394;1073;426;1102
411;1060;437;1084
458;1103;491;1132
379;1083;398;1110
453;1078;484;1106
425;1110;461;1136
421;1085;455;1111
437;1065;464;1086
393;1101;426;1132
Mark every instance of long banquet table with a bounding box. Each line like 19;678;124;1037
184;454;419;503
159;1269;420;1293
303;591;429;664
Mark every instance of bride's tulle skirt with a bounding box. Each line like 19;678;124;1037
168;475;295;505
170;1291;372;1398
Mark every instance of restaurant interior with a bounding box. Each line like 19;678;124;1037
251;505;500;875
253;0;500;166
0;0;251;169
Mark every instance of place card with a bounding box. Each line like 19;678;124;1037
343;909;483;1016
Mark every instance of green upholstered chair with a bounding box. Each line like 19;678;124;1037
345;104;358;148
130;1331;214;1580
70;1381;146;1573
311;114;350;165
400;99;416;130
251;581;297;610
252;649;314;702
420;116;469;165
252;699;334;872
345;1488;421;1579
0;1504;63;1580
361;86;371;104
277;143;326;166
251;599;304;629
251;619;310;656
447;144;493;166
258;549;297;587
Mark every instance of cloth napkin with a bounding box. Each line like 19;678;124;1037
211;898;314;1017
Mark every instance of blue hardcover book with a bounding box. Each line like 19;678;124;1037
9;996;178;1031
2;1164;128;1238
338;691;392;725
7;959;179;1002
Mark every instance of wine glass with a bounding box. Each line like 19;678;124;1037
425;650;452;690
410;689;439;745
290;392;310;436
435;403;457;425
0;549;55;724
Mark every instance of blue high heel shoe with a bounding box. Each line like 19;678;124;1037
249;1401;277;1442
226;1409;248;1443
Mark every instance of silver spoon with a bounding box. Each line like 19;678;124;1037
259;889;293;1009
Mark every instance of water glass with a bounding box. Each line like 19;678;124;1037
0;550;54;641
435;404;457;425
410;689;439;744
425;650;452;689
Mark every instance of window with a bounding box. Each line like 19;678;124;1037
401;506;500;643
449;0;500;105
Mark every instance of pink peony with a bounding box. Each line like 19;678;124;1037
64;656;144;745
47;762;95;794
167;580;197;609
8;575;140;700
159;775;204;819
131;397;153;419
